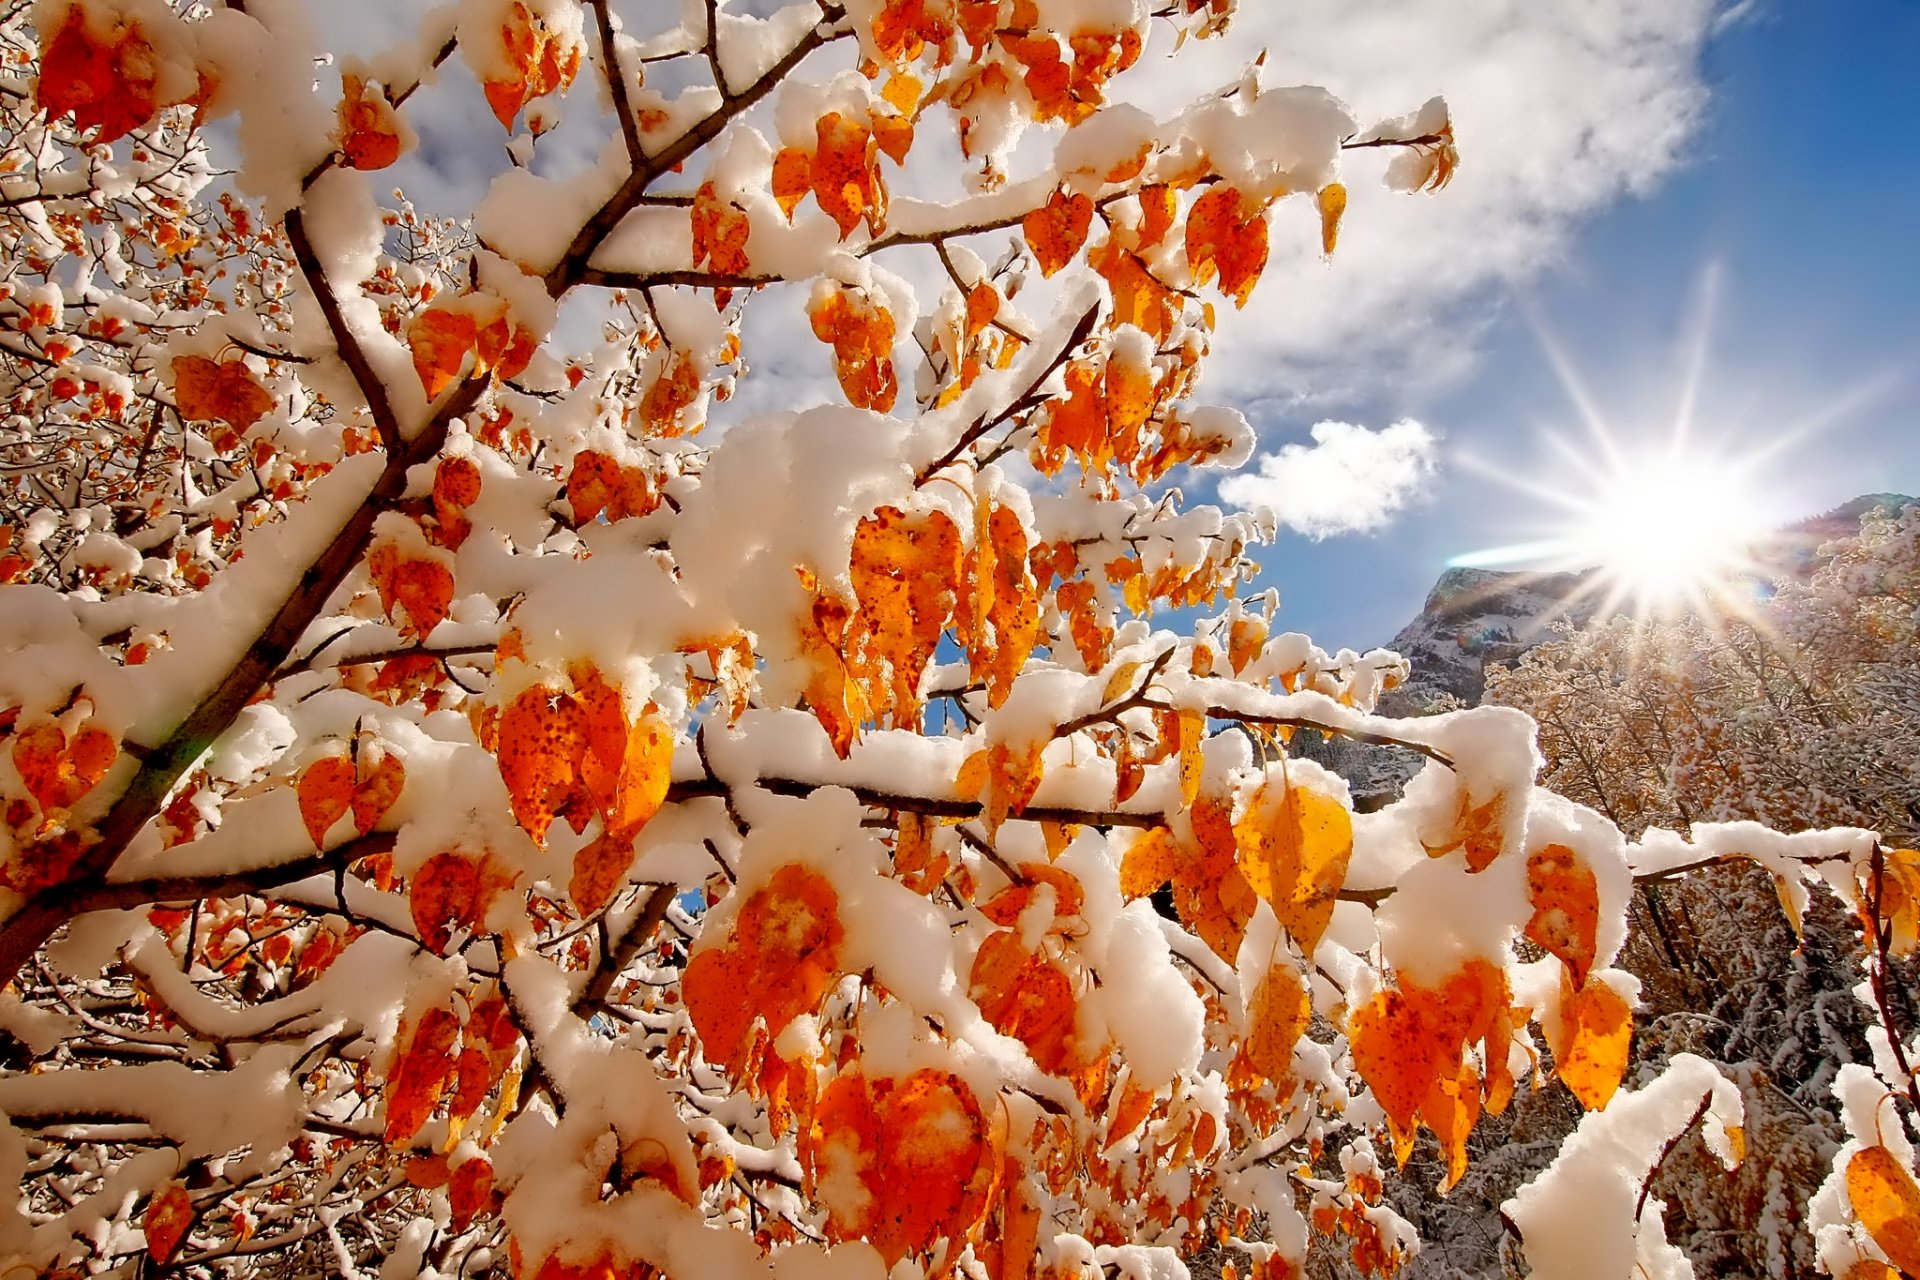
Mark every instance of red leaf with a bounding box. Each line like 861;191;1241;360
144;1181;195;1265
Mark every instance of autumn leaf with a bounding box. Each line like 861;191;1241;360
1228;614;1267;675
1317;182;1347;255
409;307;479;398
1420;1060;1481;1193
771;146;812;219
12;718;117;815
386;1006;461;1144
481;0;581;131
173;355;274;435
569;828;634;915
808;284;898;411
1849;1146;1920;1277
1524;843;1601;988
1236;776;1354;957
1023;187;1093;277
368;542;454;640
808;1068;995;1265
1185;187;1269;307
1550;973;1633;1111
38;8;177;144
1348;961;1506;1160
875;1069;996;1262
1119;827;1178;901
970;930;1088;1075
496;685;588;844
1137;184;1177;250
812;111;881;237
448;1157;496;1231
338;75;402;170
1245;961;1309;1082
411;851;480;955
1175;708;1205;808
684;863;845;1078
297;755;356;848
352;747;405;836
691;180;751;275
848;505;962;726
144;1181;195;1265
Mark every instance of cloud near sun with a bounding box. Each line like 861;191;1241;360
1220;419;1439;539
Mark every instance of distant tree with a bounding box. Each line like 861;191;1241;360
1483;506;1920;1278
0;1;1913;1278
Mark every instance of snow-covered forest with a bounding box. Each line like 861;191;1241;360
0;0;1914;1277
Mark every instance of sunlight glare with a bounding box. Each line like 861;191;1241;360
1567;444;1770;603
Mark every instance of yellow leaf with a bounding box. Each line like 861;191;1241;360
1119;828;1177;900
1101;658;1145;705
1245;962;1309;1082
1550;973;1633;1110
1236;777;1354;956
1849;1145;1920;1276
1317;182;1347;255
1176;708;1205;808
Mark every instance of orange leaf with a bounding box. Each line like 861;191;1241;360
979;864;1085;928
1186;187;1268;307
173;355;274;434
569;828;634;915
368;542;454;640
613;712;673;834
433;454;483;510
297;755;355;848
1550;974;1633;1111
481;0;581;131
875;1069;994;1262
1228;615;1267;675
771;146;813;219
496;685;588;844
1524;843;1601;988
812;111;881;237
386;1006;461;1144
12;720;117;815
1849;1146;1920;1277
1245;962;1309;1082
1419;1059;1481;1193
1104;1080;1156;1150
352;748;405;836
848;506;963;726
448;1157;496;1231
411;851;480;955
975;932;1082;1074
144;1181;195;1265
1022;187;1093;277
408;307;478;398
338;75;402;170
1137;184;1177;250
685;864;844;1078
1236;777;1354;956
39;9;166;144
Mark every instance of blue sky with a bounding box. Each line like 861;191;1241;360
1246;0;1920;648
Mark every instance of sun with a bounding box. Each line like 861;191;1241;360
1559;441;1774;608
1452;436;1776;619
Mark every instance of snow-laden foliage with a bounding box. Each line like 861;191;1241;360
0;1;1911;1277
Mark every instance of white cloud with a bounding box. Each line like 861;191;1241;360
1110;1;1728;406
1219;419;1439;538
